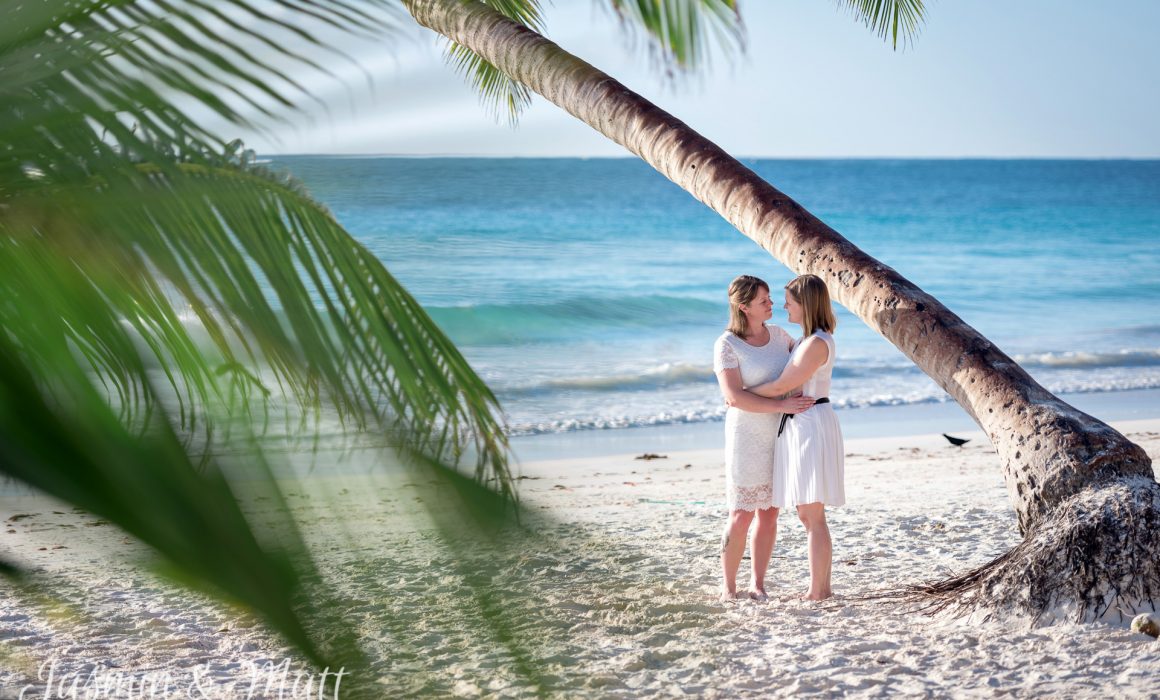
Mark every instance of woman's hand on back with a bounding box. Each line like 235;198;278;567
779;394;816;415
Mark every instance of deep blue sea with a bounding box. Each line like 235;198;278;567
268;157;1160;437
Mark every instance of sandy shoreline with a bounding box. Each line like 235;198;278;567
3;421;1159;697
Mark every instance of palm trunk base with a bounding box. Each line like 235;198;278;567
901;476;1160;624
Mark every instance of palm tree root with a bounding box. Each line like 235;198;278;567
882;476;1160;624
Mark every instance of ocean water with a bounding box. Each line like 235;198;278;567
269;157;1160;437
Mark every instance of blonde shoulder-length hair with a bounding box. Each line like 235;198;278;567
785;274;836;337
726;275;769;338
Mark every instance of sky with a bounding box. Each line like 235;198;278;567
238;1;1160;158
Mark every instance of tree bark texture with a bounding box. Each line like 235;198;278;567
402;0;1155;539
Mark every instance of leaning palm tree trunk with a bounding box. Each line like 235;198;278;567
404;0;1159;622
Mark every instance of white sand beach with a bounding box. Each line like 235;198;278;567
2;420;1159;698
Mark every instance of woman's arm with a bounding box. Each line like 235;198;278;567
717;368;816;414
748;336;829;398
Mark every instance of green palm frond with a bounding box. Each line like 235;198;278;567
447;42;536;125
834;0;926;49
2;0;397;169
2;0;517;668
4;154;512;481
0;329;338;663
443;0;546;124
608;0;745;72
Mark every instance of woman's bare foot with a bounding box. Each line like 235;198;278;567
719;589;745;603
801;589;832;601
749;588;769;602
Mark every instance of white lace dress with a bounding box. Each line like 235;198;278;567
713;325;793;512
774;331;845;508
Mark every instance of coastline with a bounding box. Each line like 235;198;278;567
509;386;1160;463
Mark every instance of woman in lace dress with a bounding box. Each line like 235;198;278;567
748;274;844;600
713;275;815;601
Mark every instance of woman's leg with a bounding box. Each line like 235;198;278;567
750;507;779;598
796;503;833;600
721;509;755;599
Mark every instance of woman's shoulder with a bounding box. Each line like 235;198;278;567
713;331;738;353
713;331;741;372
800;331;835;362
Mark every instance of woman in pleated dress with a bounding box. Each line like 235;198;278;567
713;275;815;601
747;274;844;600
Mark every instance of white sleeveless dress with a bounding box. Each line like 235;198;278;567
774;331;845;508
713;325;794;512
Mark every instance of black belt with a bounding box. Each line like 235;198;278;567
778;397;830;437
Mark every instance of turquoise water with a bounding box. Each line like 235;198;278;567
270;157;1160;436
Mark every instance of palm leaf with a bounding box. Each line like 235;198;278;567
834;0;926;49
1;0;516;670
608;0;745;71
442;0;547;124
0;331;335;662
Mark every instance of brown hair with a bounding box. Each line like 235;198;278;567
785;274;836;337
727;275;769;338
